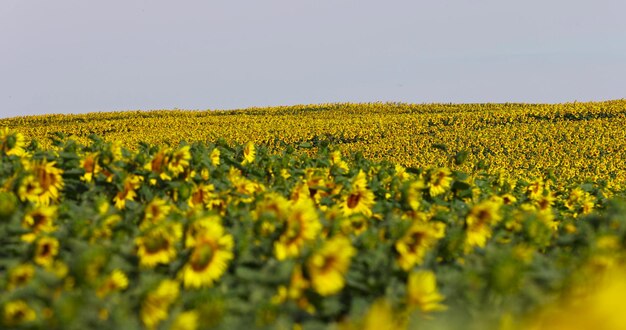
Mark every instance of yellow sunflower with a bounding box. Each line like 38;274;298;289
3;300;36;327
141;279;180;330
135;223;182;268
342;170;375;217
144;147;172;181
210;147;220;166
168;145;191;177
141;197;172;230
28;160;64;205
179;221;234;289
274;199;321;260
33;236;59;267
406;270;447;313
21;205;57;243
96;269;129;298
395;221;446;271
80;152;100;182
465;200;502;250
113;174;143;209
171;310;199;330
428;167;452;197
17;175;43;204
307;236;356;296
7;263;36;290
329;150;349;172
0;128;26;156
241;141;256;165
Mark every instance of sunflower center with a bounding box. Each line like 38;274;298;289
145;234;169;254
39;243;52;257
190;243;215;271
347;193;361;209
38;168;56;190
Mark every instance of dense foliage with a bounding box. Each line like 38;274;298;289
1;125;626;329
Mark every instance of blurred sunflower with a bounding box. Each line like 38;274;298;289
33;236;59;267
96;269;129;298
395;221;446;271
141;279;180;330
113;174;143;209
3;300;36;327
21;205;57;243
406;270;447;314
168;145;191;177
210;147;220;166
342;170;375;217
242;141;256;165
79;152;100;182
28;159;64;205
171;310;199;330
465;200;502;250
141;197;172;230
135;223;182;268
274;199;321;260
17;175;43;204
0;127;26;156
144;147;172;181
6;263;36;290
428;167;452;197
307;235;356;296
179;221;234;288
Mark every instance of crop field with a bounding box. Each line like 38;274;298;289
1;101;626;329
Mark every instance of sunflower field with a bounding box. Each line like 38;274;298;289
1;101;626;329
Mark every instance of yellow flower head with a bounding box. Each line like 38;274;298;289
395;221;446;271
21;205;57;243
407;270;447;314
135;223;182;268
141;198;172;230
97;269;129;298
168;145;191;177
113;174;143;209
171;310;199;330
80;152;100;182
28;160;64;206
274;199;321;260
179;221;234;289
242;141;256;165
0;128;26;156
34;236;59;267
465;200;502;250
7;263;36;290
210;148;220;166
307;235;356;296
3;300;36;327
141;279;180;330
342;170;375;217
428;167;452;197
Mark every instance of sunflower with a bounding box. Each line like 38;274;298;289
0;128;26;156
187;183;219;209
307;235;356;296
33;236;59;267
135;223;182;268
3;300;36;327
342;170;375;217
17;175;43;204
113;174;143;209
80;152;100;182
144;147;172;181
140;279;180;330
274;199;321;260
7;263;36;290
179;221;234;289
21;205;57;243
253;193;290;236
171;310;199;330
210;147;220;166
405;180;426;211
168;145;191;177
465;200;502;250
329;150;349;172
428;167;452;197
27;160;64;205
141;198;172;230
395;221;446;271
241;141;256;165
406;270;447;313
96;269;129;298
271;265;315;314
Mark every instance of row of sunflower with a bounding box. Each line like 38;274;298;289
2;100;626;187
1;128;626;329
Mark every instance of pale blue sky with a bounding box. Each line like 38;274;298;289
1;0;625;118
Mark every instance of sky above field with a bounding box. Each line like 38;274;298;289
1;0;626;118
